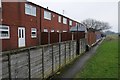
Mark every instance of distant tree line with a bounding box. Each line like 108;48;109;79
82;18;111;31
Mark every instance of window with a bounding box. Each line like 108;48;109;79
44;28;48;32
31;28;37;38
63;17;67;24
69;20;72;26
44;10;51;20
63;30;67;32
58;16;61;23
57;30;59;32
0;1;1;8
0;25;10;39
76;23;78;26
25;4;36;16
51;29;54;32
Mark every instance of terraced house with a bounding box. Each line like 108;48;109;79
0;1;80;51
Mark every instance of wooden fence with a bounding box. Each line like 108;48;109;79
1;39;86;79
41;32;85;45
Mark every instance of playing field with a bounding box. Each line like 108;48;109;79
75;35;118;78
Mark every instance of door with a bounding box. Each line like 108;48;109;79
18;27;25;47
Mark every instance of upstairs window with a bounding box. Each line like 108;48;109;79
25;4;36;16
0;25;10;39
58;16;61;23
0;1;1;8
31;28;37;38
69;20;72;26
63;17;67;24
44;10;51;20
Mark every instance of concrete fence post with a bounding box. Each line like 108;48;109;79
76;39;80;55
69;41;71;61
79;39;81;54
8;53;11;80
65;43;66;65
59;43;61;69
52;45;54;74
42;47;44;79
80;39;82;53
27;49;31;80
72;41;74;59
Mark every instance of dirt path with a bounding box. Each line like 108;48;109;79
50;39;104;79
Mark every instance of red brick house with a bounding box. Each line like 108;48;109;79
0;1;80;51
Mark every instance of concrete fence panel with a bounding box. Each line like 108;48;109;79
1;40;86;79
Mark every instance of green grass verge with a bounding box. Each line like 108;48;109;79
75;35;118;78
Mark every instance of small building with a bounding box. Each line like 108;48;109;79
70;23;87;39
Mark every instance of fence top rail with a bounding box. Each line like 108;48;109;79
2;40;77;56
2;45;43;56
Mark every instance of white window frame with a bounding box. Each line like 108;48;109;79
63;30;67;32
57;30;59;32
25;4;36;16
31;28;37;38
69;20;72;26
63;17;67;24
0;25;10;39
58;16;61;23
44;28;48;32
44;10;51;20
76;23;78;26
0;1;1;8
51;29;54;32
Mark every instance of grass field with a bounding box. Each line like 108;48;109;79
75;35;118;78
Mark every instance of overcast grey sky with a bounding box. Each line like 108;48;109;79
28;0;118;32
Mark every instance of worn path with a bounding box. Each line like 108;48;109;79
50;39;104;79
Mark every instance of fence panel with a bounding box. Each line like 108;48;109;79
68;33;72;40
1;40;87;79
74;32;85;40
65;42;70;64
30;48;43;78
61;32;72;41
2;55;9;78
83;39;86;52
0;54;2;80
41;32;48;45
10;51;29;78
70;41;74;60
53;44;59;72
43;45;52;78
73;41;77;58
50;32;59;44
60;43;65;67
79;40;82;54
80;39;86;54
